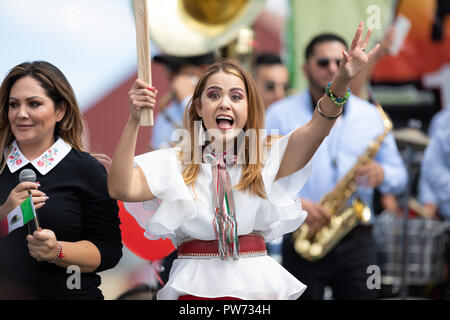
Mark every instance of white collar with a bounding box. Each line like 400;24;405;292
4;138;72;175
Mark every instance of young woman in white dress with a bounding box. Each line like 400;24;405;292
108;22;379;300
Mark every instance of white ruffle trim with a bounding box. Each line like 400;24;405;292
157;255;307;300
124;130;311;245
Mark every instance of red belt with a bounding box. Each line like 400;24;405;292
177;234;267;258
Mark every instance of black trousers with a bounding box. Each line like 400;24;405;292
283;225;380;300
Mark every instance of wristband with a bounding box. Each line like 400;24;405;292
48;241;63;264
326;81;350;106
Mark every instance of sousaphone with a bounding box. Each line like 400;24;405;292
147;0;265;56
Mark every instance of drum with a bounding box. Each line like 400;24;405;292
373;211;450;286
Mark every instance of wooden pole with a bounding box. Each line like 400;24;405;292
134;0;153;126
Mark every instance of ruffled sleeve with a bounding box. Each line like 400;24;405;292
256;130;312;242
123;148;196;245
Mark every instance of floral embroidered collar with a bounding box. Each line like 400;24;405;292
4;138;72;175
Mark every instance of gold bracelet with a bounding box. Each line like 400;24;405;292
316;97;343;120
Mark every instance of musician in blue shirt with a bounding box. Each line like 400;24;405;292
420;107;450;219
418;106;450;219
265;33;407;300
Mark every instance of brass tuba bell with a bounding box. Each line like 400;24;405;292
146;0;265;57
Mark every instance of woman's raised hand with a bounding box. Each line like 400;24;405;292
128;79;158;123
338;22;380;81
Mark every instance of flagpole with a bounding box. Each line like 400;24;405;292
134;0;153;126
27;190;40;232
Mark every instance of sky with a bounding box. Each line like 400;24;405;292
0;0;286;112
0;0;148;111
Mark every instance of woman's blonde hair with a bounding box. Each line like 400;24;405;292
0;61;107;173
180;59;271;198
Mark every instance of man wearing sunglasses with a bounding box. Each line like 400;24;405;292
254;53;291;109
266;32;407;300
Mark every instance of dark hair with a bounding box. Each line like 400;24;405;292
304;33;348;60
255;53;283;66
0;61;86;173
153;52;216;73
0;61;110;173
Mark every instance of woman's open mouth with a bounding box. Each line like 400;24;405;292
216;115;234;130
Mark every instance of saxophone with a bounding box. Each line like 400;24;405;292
293;103;393;261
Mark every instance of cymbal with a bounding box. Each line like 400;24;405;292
393;128;430;149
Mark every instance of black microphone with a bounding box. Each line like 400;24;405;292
19;169;40;233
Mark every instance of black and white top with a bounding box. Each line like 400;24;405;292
0;138;122;299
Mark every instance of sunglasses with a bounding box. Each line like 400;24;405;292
265;81;290;92
316;58;341;68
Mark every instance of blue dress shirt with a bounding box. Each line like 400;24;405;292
420;107;450;218
418;107;449;211
151;96;191;150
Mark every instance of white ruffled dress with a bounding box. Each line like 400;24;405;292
125;132;312;300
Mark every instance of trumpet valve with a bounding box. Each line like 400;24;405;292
294;239;311;255
331;216;342;229
309;243;323;259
